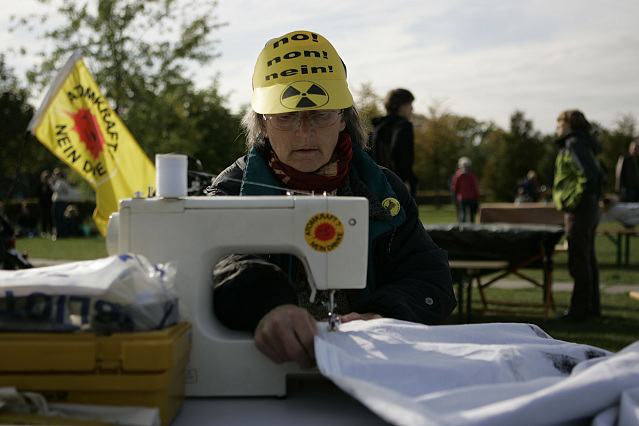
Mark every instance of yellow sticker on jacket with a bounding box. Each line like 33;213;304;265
382;198;401;216
304;213;344;252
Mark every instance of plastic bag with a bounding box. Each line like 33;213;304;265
0;254;179;333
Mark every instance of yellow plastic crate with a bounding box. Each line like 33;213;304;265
0;322;192;426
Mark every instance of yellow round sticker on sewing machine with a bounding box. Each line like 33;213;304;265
304;213;345;252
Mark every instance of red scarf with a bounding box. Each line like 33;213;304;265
268;132;353;193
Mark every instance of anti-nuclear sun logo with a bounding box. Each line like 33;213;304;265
304;213;344;253
280;81;329;109
67;107;105;160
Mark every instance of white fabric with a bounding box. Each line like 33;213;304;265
600;202;639;227
315;320;639;426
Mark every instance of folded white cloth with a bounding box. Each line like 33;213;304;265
315;320;639;426
0;387;160;426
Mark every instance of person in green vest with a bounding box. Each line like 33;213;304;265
553;110;604;321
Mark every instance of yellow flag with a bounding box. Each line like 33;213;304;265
27;51;155;236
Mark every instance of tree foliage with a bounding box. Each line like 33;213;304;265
13;0;242;177
354;82;383;134
414;105;463;194
413;104;494;203
479;111;548;201
0;54;42;201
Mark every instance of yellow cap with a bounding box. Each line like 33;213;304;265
251;30;354;114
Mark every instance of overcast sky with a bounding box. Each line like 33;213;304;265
2;0;638;135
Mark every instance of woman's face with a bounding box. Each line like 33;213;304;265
557;116;571;138
262;110;346;173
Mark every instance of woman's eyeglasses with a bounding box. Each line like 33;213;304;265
263;110;344;131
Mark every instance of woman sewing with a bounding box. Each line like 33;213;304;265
206;30;456;368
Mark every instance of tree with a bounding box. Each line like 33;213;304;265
354;82;383;134
414;106;460;198
179;84;244;175
0;54;42;200
480;111;545;201
412;103;493;205
12;0;239;174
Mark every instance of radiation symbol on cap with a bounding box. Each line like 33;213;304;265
304;213;345;252
281;81;330;110
382;197;401;217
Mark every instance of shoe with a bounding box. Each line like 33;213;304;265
556;312;588;323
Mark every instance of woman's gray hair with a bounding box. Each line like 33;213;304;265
240;106;368;155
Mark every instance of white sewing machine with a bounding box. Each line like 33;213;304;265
105;194;368;397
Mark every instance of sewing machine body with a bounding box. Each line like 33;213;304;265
106;195;368;396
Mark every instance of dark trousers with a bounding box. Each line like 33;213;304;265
52;201;68;238
458;199;478;223
621;187;639;203
40;202;52;233
564;194;601;317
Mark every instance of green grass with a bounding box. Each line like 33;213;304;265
446;287;639;353
11;202;639;353
17;236;108;261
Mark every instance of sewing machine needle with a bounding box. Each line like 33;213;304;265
327;290;340;332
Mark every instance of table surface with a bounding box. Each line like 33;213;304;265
424;223;564;266
171;375;390;425
479;203;564;226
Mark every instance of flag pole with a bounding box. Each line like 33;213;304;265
27;50;83;135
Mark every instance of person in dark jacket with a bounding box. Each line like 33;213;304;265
37;170;53;236
369;89;418;199
615;141;639;202
206;30;456;368
553;109;603;321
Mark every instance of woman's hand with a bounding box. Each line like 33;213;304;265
254;304;318;369
340;312;383;323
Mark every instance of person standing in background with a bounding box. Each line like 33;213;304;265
615;140;639;202
36;170;53;236
50;168;76;239
552;110;603;322
369;89;418;200
17;201;38;238
451;157;480;222
521;170;540;202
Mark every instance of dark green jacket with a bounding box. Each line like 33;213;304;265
206;144;456;332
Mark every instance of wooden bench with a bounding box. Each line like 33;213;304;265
448;260;509;322
597;227;639;267
475;204;564;320
449;250;557;322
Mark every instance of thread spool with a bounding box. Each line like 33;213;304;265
155;154;187;198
